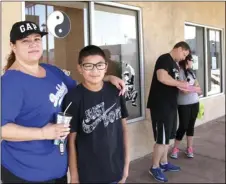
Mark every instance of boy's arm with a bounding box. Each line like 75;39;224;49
122;118;130;175
63;91;80;183
118;94;130;183
68;132;79;183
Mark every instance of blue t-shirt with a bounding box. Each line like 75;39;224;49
1;63;76;182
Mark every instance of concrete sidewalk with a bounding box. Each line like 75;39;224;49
127;116;225;183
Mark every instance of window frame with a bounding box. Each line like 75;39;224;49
22;1;145;123
184;22;225;98
184;24;206;98
206;28;223;96
91;2;145;123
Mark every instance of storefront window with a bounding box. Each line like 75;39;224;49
25;2;144;121
185;23;223;97
93;4;142;120
25;2;88;82
26;3;52;63
185;24;205;96
207;29;222;95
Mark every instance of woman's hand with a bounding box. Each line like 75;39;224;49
105;75;126;96
181;89;190;94
195;86;202;95
41;123;70;140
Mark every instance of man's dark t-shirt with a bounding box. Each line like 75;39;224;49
64;82;128;183
147;53;180;115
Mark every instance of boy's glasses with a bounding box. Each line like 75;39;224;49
81;62;107;71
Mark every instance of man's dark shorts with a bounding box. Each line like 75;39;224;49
150;108;177;145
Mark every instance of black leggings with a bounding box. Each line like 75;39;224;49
176;102;199;141
1;165;68;184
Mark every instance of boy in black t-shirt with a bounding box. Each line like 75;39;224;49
64;45;130;183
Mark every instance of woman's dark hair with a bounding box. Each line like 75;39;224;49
4;41;16;71
78;45;106;65
179;54;196;81
179;54;192;70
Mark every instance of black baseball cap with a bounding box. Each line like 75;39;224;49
10;21;48;42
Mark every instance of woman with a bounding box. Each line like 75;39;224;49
1;20;125;183
171;54;202;159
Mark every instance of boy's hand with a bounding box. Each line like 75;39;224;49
70;177;79;184
118;166;129;184
118;176;127;184
118;174;128;184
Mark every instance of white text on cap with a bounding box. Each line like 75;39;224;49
19;23;38;33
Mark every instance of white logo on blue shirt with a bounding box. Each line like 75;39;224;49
49;82;68;107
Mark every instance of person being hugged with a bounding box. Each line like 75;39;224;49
65;45;130;183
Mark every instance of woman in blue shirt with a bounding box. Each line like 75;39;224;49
1;20;125;183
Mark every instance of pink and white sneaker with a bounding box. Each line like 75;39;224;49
170;147;179;159
185;147;194;158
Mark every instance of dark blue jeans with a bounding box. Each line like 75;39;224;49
1;165;67;183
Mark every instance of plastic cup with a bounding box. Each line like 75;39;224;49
54;112;72;145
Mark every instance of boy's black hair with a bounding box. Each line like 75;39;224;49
78;45;106;64
173;41;191;51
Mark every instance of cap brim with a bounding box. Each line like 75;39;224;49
11;30;48;42
28;30;48;38
39;31;48;37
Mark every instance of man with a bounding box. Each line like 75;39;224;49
147;41;190;182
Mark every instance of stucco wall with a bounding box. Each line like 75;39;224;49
1;2;23;70
122;1;225;160
1;2;225;161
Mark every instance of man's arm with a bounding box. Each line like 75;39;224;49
68;132;79;183
157;69;187;88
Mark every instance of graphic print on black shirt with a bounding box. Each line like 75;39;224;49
64;82;128;183
82;101;122;134
147;53;180;114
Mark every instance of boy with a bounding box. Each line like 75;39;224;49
64;45;130;183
